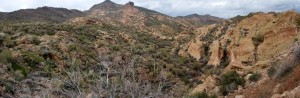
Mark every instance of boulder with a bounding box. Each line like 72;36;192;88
191;76;217;94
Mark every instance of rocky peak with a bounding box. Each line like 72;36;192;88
125;1;134;6
103;0;114;4
121;1;140;18
88;0;121;12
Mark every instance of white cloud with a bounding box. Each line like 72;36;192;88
0;0;299;18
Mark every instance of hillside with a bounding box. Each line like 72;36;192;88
0;7;85;23
0;1;300;98
82;0;225;38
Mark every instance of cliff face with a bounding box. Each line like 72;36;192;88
183;11;300;97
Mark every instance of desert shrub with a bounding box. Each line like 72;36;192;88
109;44;120;51
46;31;56;35
267;65;276;77
22;51;45;68
249;73;262;82
219;59;230;68
294;38;299;42
206;67;222;76
190;92;208;98
220;70;244;85
0;49;13;64
219;70;244;95
252;33;264;47
4;82;15;94
69;44;79;51
43;60;56;75
3;36;16;48
8;58;28;77
32;36;41;45
189;92;217;98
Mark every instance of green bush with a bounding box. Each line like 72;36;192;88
109;44;120;51
189;92;217;98
267;65;276;77
0;49;13;64
249;73;262;82
8;58;28;77
3;37;16;48
32;36;41;45
219;59;230;68
252;33;264;47
22;51;45;68
69;44;79;51
4;82;15;94
219;70;244;96
220;71;244;85
294;38;299;42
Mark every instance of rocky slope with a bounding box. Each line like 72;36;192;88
76;0;225;38
182;11;300;97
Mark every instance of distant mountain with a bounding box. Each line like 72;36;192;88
0;6;85;22
81;0;224;36
83;0;186;36
0;0;224;26
0;12;6;19
87;0;164;17
86;0;165;21
177;14;225;26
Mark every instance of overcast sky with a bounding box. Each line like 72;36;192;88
0;0;299;18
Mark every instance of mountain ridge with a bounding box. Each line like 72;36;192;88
0;6;85;22
0;0;224;26
0;1;299;97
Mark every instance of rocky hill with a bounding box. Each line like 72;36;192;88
0;1;300;98
75;0;225;40
177;14;225;26
0;12;6;19
181;11;300;98
0;7;85;22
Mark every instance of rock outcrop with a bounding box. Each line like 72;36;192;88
191;76;217;94
187;40;205;61
271;86;300;98
207;40;223;66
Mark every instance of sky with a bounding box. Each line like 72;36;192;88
0;0;299;18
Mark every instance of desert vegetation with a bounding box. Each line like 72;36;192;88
0;1;299;97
